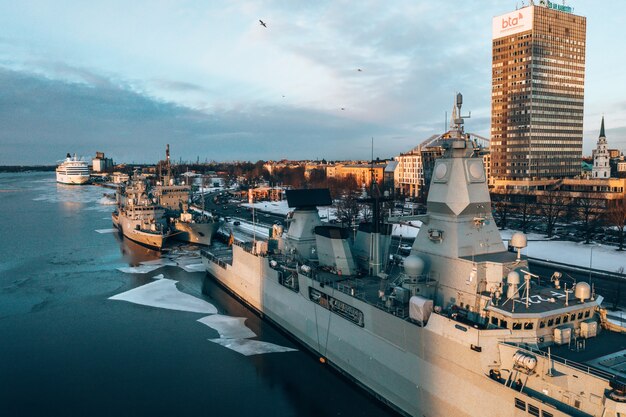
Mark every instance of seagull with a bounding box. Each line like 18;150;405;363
357;68;362;72
341;107;345;111
259;19;267;28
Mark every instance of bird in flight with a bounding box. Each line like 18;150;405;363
357;68;362;72
341;107;345;111
259;20;267;27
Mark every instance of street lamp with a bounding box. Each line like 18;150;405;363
589;243;601;284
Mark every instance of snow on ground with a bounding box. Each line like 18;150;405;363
109;278;218;314
501;229;625;274
95;228;117;234
208;338;297;356
198;315;256;339
392;221;422;238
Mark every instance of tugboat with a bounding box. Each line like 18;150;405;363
112;172;169;250
202;93;626;417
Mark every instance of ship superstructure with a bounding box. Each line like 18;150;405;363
112;172;169;250
152;144;220;246
201;94;626;417
56;153;90;185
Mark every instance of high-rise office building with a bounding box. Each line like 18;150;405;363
490;2;586;179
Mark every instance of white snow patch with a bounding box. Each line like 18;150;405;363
392;221;422;238
208;338;296;356
151;273;165;280
109;278;217;314
198;315;256;339
95;228;118;234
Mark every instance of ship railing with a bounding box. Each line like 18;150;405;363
200;250;228;270
501;341;615;381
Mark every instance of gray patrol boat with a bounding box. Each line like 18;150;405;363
201;94;626;417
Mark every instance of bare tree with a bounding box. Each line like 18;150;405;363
491;188;511;229
575;194;603;244
607;195;626;251
540;191;565;237
511;193;537;233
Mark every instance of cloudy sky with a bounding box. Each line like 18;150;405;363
0;0;624;165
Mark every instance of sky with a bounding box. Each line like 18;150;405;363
0;0;624;165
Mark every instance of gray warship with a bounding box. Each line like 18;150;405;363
112;173;169;250
201;94;626;417
153;145;221;246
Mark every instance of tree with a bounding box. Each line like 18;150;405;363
491;188;511;229
539;191;565;237
607;196;626;251
575;194;603;244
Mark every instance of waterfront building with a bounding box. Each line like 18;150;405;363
92;152;114;173
325;163;385;187
490;2;586;179
592;117;611;179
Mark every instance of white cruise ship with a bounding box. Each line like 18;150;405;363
56;153;90;185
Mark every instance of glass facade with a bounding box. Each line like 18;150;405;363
491;5;586;179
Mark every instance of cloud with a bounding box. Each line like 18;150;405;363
0;67;417;165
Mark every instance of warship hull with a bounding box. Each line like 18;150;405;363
171;221;220;246
201;246;557;417
112;212;167;250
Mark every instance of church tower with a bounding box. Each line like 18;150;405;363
592;117;611;179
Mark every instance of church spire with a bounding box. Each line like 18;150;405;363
599;116;606;138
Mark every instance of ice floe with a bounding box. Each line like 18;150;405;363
109;278;217;314
151;273;165;280
198;315;256;339
117;264;164;274
208;338;297;356
181;263;206;273
95;228;118;234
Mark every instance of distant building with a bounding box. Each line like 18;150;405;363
592;117;611;179
92;152;114;173
490;3;586;179
248;186;285;203
325;163;385;187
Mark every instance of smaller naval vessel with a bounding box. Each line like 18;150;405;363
202;93;626;417
112;172;169;250
152;144;220;246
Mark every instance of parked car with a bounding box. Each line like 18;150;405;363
233;221;241;226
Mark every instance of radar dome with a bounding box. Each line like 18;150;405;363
404;255;425;277
575;282;591;302
510;232;527;249
507;271;521;285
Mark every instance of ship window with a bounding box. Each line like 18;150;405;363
563;315;569;323
547;318;554;326
491;316;498;325
515;398;526;410
512;322;522;330
584;310;590;318
524;322;534;330
542;411;553;417
539;321;546;328
528;404;540;416
500;320;508;329
555;317;561;325
571;313;576;321
578;312;583;320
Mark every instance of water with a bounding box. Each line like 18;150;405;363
0;172;399;417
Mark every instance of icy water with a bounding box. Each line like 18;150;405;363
0;172;398;417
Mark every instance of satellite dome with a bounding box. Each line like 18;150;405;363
404;255;425;277
575;282;591;302
507;270;521;285
510;232;527;249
